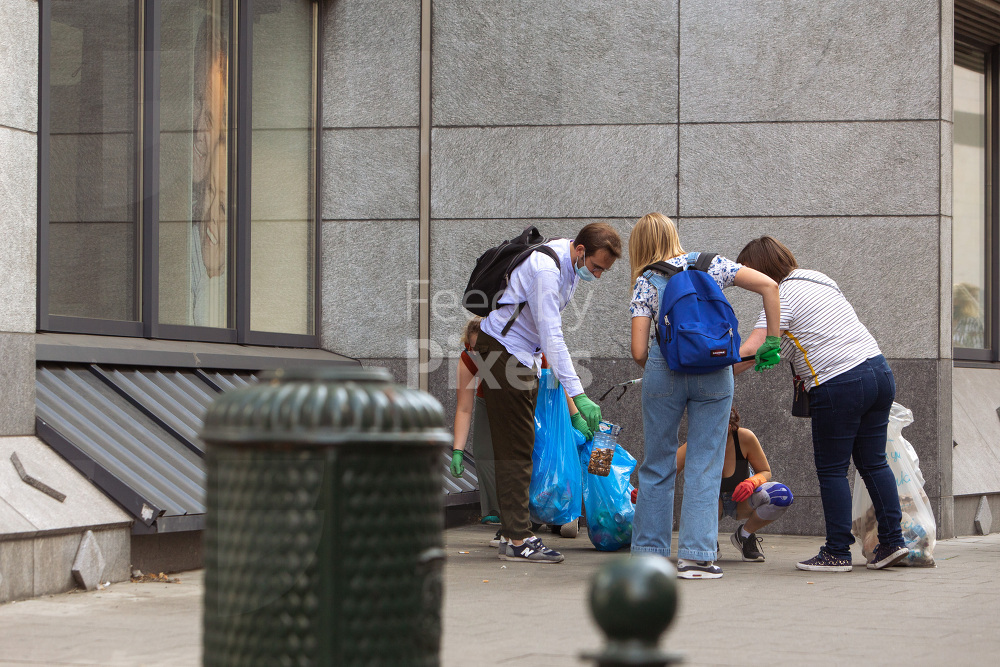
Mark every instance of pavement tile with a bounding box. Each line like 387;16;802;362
0;526;995;666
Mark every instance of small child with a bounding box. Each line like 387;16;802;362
676;406;794;562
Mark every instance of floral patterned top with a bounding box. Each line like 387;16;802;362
629;254;742;322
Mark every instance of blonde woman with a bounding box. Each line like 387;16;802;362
628;213;780;579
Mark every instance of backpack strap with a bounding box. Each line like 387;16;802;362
693;252;717;272
642;261;683;278
499;245;561;336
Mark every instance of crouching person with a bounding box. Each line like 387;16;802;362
677;406;793;562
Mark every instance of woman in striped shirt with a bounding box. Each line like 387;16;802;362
735;236;908;573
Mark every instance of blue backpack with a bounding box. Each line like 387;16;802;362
643;252;741;374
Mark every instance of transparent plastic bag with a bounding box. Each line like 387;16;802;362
528;369;584;526
581;441;637;552
850;402;936;566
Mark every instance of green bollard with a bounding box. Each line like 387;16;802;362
200;366;451;666
583;556;683;666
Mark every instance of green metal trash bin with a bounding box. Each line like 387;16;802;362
200;366;452;666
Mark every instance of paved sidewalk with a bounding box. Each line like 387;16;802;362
0;526;996;666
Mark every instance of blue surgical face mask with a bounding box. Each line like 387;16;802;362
575;251;597;282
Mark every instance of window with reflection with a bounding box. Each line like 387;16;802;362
47;0;139;323
41;0;318;346
953;60;987;351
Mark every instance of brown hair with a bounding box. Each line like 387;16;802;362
575;222;623;261
729;405;741;436
628;212;685;284
460;316;482;348
736;236;798;283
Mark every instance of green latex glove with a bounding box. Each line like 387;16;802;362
450;449;465;478
754;335;781;372
570;412;593;441
572;393;602;432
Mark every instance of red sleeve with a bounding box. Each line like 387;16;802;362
460;350;478;375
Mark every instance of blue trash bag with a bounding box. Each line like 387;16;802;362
582;441;637;551
529;369;585;526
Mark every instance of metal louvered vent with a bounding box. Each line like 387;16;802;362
36;363;478;534
957;0;1000;70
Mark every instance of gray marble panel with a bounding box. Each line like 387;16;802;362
679;122;941;217
0;128;37;333
679;217;940;359
680;0;939;122
0;0;38;132
940;214;953;360
432;126;676;219
0;538;34;602
941;121;953;218
33;533;79;597
322;0;420;128
952;366;1000;496
320;220;419;358
432;0;678;126
358;359;412;389
942;0;954;123
428;219;636;360
936;361;953;503
92;528;130;583
0;335;34;436
322;129;419;220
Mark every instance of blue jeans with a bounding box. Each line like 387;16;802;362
632;347;733;561
809;354;904;558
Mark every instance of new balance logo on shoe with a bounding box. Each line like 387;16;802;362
498;536;565;564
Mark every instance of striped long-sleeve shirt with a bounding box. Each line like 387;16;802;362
752;268;881;390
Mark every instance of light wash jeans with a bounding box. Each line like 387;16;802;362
631;344;733;562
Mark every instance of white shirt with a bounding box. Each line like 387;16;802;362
480;238;584;397
753;268;881;389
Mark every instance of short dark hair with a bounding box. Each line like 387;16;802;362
736;236;798;283
575;222;622;260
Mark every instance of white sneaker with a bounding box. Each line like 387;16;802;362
676;558;723;579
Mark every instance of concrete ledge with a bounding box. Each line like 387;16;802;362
130;531;202;575
955;493;1000;536
1;527;129;603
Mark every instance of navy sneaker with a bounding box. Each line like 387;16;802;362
867;543;909;570
499;536;564;563
796;547;852;572
731;525;765;562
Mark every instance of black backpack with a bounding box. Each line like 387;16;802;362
463;226;561;336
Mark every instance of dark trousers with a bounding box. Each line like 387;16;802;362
809;355;905;558
475;331;538;541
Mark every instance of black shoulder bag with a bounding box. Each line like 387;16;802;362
781;275;842;418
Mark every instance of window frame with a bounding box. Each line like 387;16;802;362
37;0;322;349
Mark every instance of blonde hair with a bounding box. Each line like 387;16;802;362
460;316;482;347
628;212;685;284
